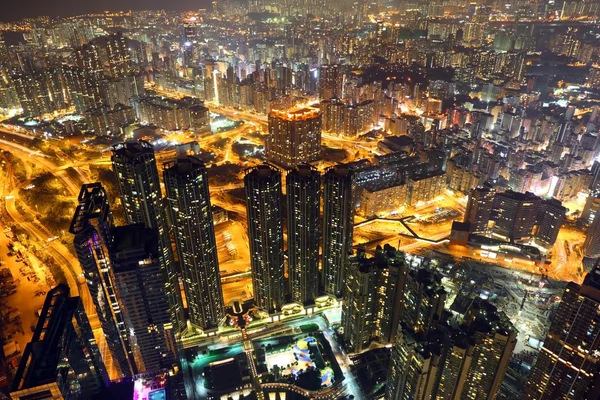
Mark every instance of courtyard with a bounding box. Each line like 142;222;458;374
261;334;338;390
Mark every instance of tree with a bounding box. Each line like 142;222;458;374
30;138;43;149
272;364;281;380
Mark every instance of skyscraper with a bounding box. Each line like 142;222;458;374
464;185;495;233
581;192;600;225
266;106;322;168
590;161;600;192
69;183;136;377
0;72;19;111
534;198;566;248
72;43;104;80
436;334;473;399
565;103;576;121
320;98;374;136
105;32;131;78
286;164;321;306
524;267;600;399
406;170;446;206
182;19;198;67
555;121;572;145
342;246;407;352
400;268;446;334
164;156;225;331
386;299;516;400
62;65;103;114
0;32;8;65
385;326;449;400
458;301;517;400
111;141;163;228
112;140;185;333
245;164;285;314
12;72;54;117
319;64;342;100
110;225;176;372
10;285;109;400
342;253;379;353
322;164;354;297
584;209;600;258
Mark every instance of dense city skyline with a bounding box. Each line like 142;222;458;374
0;1;214;23
1;0;600;399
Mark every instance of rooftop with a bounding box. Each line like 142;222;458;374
245;164;281;180
288;163;320;179
110;225;158;272
496;190;540;201
452;221;471;232
270;106;321;121
112;140;155;159
164;156;206;176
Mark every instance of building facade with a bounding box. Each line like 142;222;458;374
534;199;566;248
358;182;407;217
342;246;407;352
112;141;185;333
266;106;322;168
110;225;176;373
244;165;285;314
131;96;210;132
407;170;446;206
386;299;516;400
164;156;225;330
584;209;600;258
400;269;446;334
69;184;136;377
460;302;517;400
320;98;374;136
491;190;540;243
464;186;495;234
385;326;449;400
319;64;342;100
105;32;132;78
10;285;109;400
85;103;135;136
524;267;600;399
322;164;354;297
286;164;321;306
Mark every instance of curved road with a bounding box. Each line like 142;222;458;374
4;198;80;294
0;138;90;301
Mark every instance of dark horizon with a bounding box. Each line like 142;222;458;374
0;0;213;22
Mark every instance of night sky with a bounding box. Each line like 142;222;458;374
1;0;213;22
